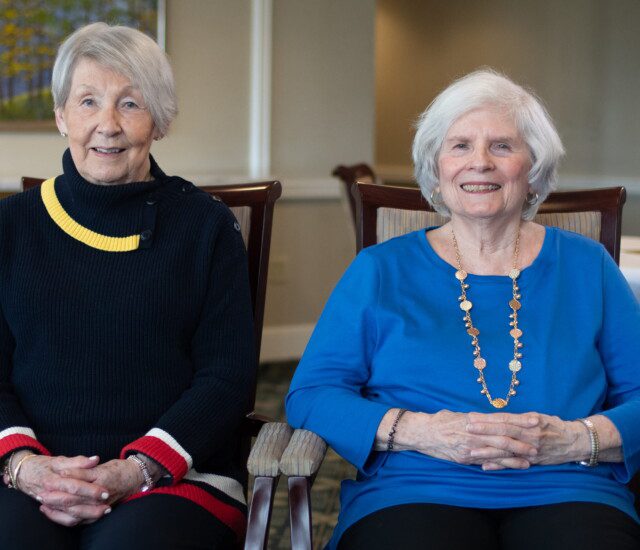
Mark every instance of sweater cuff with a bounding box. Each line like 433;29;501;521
0;427;51;460
120;428;192;483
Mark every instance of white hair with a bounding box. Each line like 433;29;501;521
412;69;565;220
52;22;177;136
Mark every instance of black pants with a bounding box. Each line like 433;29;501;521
338;502;640;550
0;487;236;550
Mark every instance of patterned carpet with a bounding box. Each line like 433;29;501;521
252;362;356;549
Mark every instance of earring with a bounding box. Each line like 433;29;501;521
429;188;444;207
60;132;67;137
526;191;539;205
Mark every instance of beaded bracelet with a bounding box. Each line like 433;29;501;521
387;408;408;451
3;452;16;488
576;418;599;467
127;455;155;492
3;452;36;490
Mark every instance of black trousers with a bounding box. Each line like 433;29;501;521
0;487;236;550
338;502;640;550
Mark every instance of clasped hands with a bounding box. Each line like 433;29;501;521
3;452;145;526
399;410;588;471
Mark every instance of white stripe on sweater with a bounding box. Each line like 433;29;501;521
146;428;193;469
0;426;37;440
184;468;245;504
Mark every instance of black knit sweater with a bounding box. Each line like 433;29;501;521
0;150;254;536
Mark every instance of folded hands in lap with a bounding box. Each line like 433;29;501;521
4;452;144;526
464;412;586;470
383;409;590;471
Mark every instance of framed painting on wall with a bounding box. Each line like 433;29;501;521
0;0;166;131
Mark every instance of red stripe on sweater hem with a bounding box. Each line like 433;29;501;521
125;484;246;542
120;436;188;481
0;434;50;459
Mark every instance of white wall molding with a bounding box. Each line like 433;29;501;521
249;0;273;179
376;164;415;182
260;323;314;363
557;175;640;195
185;175;341;200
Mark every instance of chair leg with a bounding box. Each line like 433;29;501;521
244;476;277;550
288;476;312;550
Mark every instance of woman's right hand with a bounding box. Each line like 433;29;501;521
10;451;111;526
376;409;538;469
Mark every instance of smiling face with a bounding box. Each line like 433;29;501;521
437;107;532;223
55;58;158;185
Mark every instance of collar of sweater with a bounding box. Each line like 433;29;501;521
54;148;167;238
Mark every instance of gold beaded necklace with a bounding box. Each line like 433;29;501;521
451;229;523;409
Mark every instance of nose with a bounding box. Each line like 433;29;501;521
96;105;121;137
468;147;494;171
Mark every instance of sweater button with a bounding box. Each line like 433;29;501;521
181;183;191;193
212;195;221;202
145;198;157;206
233;221;241;232
140;230;153;241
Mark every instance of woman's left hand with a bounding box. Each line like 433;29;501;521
58;458;143;505
464;412;588;470
39;457;144;525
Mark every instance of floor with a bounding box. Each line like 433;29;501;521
252;362;355;549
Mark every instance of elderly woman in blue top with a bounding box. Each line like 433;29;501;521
286;70;640;550
0;23;254;549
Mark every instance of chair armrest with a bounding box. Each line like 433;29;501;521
242;412;275;437
247;422;293;477
279;429;328;477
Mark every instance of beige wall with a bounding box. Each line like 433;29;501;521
375;0;640;234
271;0;375;176
267;0;375;331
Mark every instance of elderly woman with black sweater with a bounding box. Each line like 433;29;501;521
0;23;254;549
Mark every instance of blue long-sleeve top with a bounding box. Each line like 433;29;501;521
286;227;640;548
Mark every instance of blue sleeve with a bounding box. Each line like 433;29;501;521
597;249;640;482
285;249;391;472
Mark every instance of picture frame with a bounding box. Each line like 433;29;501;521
0;0;166;132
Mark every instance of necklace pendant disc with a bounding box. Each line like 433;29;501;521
509;299;521;311
473;357;486;370
509;268;520;280
467;327;480;337
455;270;467;281
460;300;473;311
491;398;507;408
509;328;522;339
508;359;522;372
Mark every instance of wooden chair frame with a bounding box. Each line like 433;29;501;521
331;163;377;228
353;182;626;264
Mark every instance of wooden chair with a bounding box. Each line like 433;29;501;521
22;177;288;550
280;181;629;550
331;163;377;229
354;182;626;263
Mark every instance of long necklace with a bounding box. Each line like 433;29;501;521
451;229;523;409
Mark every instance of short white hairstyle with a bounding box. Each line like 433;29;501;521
52;22;177;136
412;69;565;220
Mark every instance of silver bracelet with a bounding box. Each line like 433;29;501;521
576;418;599;467
127;455;155;492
